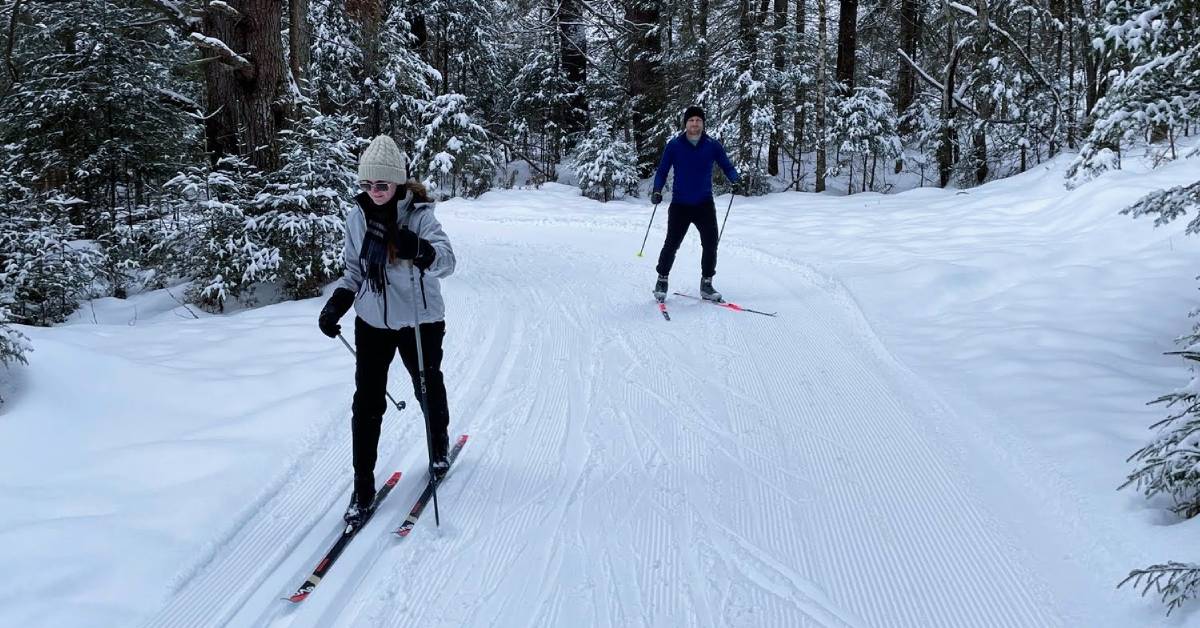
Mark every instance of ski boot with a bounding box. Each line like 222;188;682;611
430;430;450;481
343;492;374;528
343;476;375;527
652;275;668;302
700;276;723;302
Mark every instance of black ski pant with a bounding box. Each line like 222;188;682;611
655;197;719;278
351;316;450;497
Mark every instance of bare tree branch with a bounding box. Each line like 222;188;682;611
898;47;981;117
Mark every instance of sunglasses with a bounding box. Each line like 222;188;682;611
358;181;393;192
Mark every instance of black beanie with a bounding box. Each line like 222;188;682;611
683;105;705;125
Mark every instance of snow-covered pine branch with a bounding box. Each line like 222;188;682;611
1120;561;1200;616
189;32;251;72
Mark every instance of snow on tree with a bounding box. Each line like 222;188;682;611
163;156;272;312
413;94;497;198
0;304;31;370
247;111;364;299
0;195;105;326
1067;0;1200;187
1119;347;1200;613
1120;561;1200;616
571;122;639;202
1;0;195;233
830;85;902;193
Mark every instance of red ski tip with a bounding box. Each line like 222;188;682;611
384;471;402;487
287;592;309;603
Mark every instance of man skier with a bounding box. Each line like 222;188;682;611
650;105;741;303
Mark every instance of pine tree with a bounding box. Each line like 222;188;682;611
0;195;105;326
163;156;271;312
571;122;639;202
505;7;577;182
1118;152;1200;616
247;111;364;299
413;94;497;198
2;0;196;232
830;84;902;192
1067;0;1200;186
0;305;31;371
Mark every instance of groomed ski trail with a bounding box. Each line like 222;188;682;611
141;205;1075;627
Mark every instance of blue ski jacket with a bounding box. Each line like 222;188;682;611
652;133;740;205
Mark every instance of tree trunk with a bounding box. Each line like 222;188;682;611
896;0;920;130
288;0;309;94
628;0;665;177
767;0;788;176
358;1;385;135
793;0;806;190
1066;0;1077;149
835;0;858;91
1081;0;1106;125
202;12;241;166
816;0;828;192
938;8;960;187
559;0;587;147
235;0;287;173
971;0;990;185
737;0;755;165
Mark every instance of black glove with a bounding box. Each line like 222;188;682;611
731;180;743;195
318;287;355;338
392;227;421;259
413;239;437;271
651;191;663;205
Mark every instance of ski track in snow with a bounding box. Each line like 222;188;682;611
136;212;1070;627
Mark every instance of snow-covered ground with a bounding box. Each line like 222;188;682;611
2;151;1199;627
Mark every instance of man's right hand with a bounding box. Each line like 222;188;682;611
651;191;663;205
318;287;356;338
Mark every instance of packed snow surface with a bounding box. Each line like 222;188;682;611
3;153;1200;627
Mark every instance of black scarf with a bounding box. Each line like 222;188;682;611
355;189;412;293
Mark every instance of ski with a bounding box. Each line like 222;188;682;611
672;292;777;317
656;298;671;321
394;434;470;537
286;471;402;603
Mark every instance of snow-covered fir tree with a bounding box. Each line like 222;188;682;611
504;18;577;183
0;195;105;326
1067;0;1200;187
571;122;639;202
247;111;364;299
0;156;33;370
1120;344;1200;613
0;304;31;372
163;156;271;312
413;94;497;198
830;85;902;193
0;0;195;232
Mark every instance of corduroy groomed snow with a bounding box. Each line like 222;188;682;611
358;135;407;184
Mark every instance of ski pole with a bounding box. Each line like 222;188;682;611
409;262;441;527
717;193;735;244
337;333;406;413
637;201;661;257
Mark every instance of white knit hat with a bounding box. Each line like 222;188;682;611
358;135;407;184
